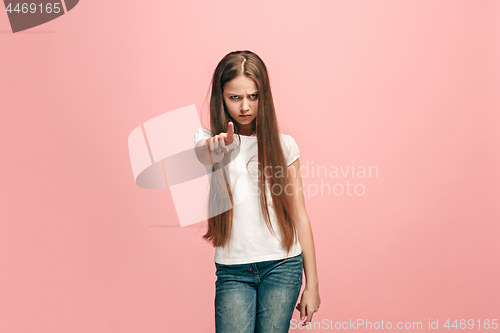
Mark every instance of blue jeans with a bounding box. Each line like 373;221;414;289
214;253;303;333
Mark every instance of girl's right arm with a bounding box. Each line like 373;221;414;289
195;138;224;165
194;122;236;166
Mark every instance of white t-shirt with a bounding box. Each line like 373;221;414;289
194;128;302;265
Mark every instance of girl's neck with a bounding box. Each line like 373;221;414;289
236;124;256;136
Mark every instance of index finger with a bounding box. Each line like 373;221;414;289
305;307;314;325
226;122;234;143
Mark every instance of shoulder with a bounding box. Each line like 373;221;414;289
194;128;212;143
279;133;299;148
195;128;211;136
279;133;300;166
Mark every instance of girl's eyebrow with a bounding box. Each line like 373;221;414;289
227;91;258;95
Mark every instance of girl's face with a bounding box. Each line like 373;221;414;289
223;75;258;136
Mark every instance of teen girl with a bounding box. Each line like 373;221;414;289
194;50;320;332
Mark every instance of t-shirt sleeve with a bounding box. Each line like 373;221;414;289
194;128;214;173
283;134;300;166
194;128;212;147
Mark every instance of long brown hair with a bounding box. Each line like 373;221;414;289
202;50;298;256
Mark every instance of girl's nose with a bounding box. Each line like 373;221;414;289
241;98;250;110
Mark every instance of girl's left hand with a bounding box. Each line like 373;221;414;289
295;286;321;327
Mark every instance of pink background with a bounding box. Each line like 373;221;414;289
1;0;499;332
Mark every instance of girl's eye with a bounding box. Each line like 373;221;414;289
229;94;258;99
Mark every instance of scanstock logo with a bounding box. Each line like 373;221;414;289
3;0;79;33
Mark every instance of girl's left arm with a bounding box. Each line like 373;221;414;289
288;158;321;326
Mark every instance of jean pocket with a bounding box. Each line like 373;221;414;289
267;255;303;286
287;253;303;264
